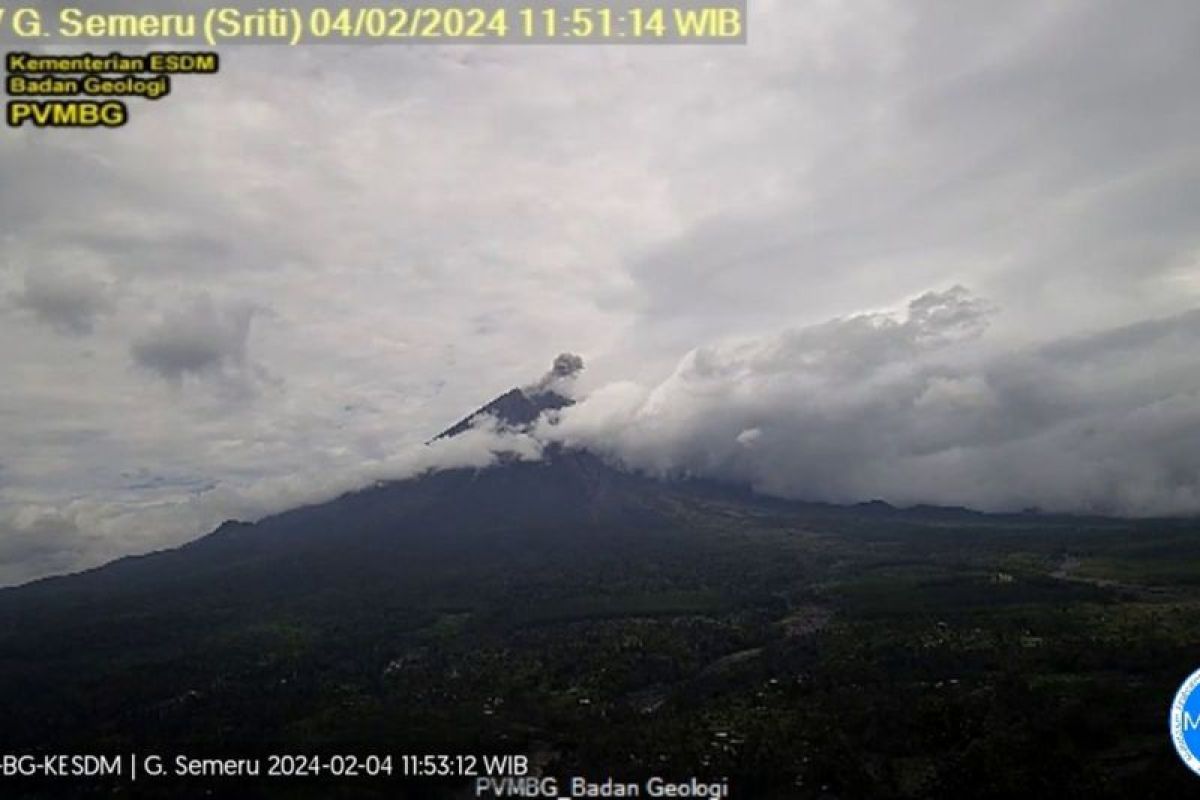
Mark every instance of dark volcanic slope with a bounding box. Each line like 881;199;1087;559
432;386;574;441
0;385;613;614
0;446;672;629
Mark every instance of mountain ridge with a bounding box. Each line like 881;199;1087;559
0;373;1162;603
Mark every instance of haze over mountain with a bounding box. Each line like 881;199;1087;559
0;356;659;602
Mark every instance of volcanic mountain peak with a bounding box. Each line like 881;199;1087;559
433;354;583;441
432;386;574;442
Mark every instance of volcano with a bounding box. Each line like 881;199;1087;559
0;359;1194;798
0;364;669;625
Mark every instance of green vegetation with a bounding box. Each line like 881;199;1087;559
1;475;1198;798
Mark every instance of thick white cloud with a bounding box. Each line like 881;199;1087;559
546;290;1200;516
2;0;1200;584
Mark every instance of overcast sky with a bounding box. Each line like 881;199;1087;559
3;0;1200;585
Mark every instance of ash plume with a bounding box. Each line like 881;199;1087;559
527;352;585;395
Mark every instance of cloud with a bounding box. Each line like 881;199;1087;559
526;352;586;395
12;268;113;336
131;294;264;389
0;508;93;586
545;289;1200;517
0;415;542;586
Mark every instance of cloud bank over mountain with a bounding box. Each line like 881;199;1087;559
547;290;1200;517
